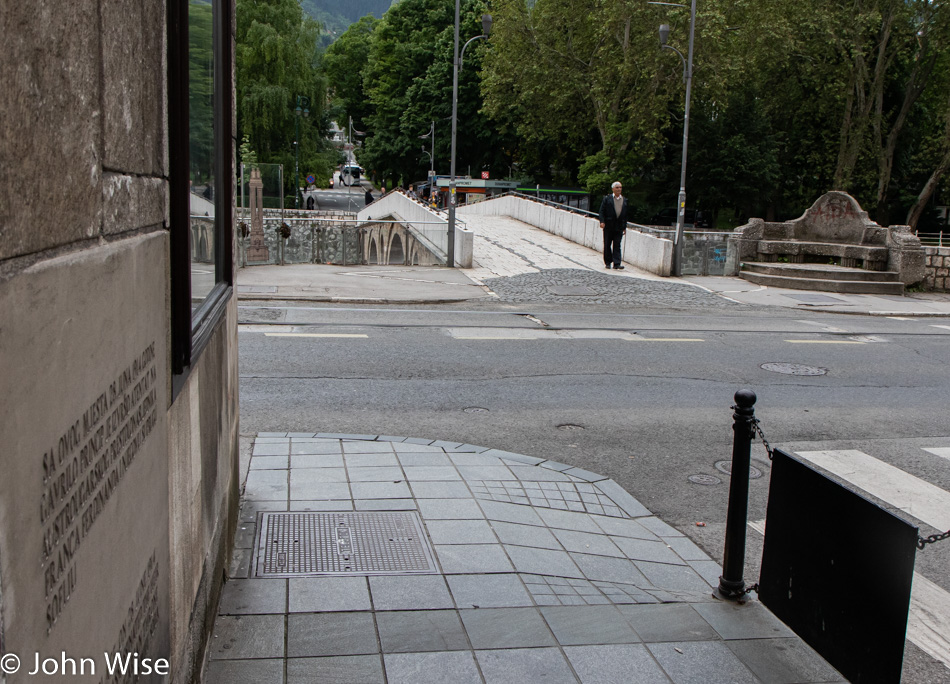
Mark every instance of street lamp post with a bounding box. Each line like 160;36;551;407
419;121;435;178
448;12;492;267
655;0;696;276
294;96;310;209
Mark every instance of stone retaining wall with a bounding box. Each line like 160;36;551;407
923;246;950;291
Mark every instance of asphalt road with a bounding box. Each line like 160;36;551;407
238;299;950;682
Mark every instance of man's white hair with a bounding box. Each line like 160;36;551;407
611;181;622;189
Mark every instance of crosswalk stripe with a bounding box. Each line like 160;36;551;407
924;447;950;462
908;572;950;669
795;450;950;531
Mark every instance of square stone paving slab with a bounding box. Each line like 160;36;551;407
489;521;561;550
369;575;455;610
403;466;463;481
693;601;795;640
446;573;533;609
287;612;379;657
505;545;584;579
540;605;641;646
217;579;287;615
460;607;556;649
287;655;384;684
289;576;371;612
617;603;719;642
384;651;482;684
409;481;473;498
475;647;579;684
435;544;514;574
564;644;671;684
395;453;454;466
205;658;285;684
376;610;469;653
343;452;400;467
290;453;344;468
647;641;759;684
726;638;844;683
209;615;285;659
417;498;486;520
424;519;497;544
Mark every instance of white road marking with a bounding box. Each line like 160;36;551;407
888;317;914;320
932;325;950;331
263;333;368;338
908;573;950;671
631;337;704;342
924;447;950;462
794;450;950;531
796;320;849;333
784;340;866;344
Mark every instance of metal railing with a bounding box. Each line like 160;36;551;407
915;230;946;247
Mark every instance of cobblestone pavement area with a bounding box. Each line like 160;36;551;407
484;268;750;309
205;434;843;684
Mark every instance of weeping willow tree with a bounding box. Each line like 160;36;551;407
236;0;337;188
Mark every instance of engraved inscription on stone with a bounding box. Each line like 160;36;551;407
39;343;159;632
101;553;161;684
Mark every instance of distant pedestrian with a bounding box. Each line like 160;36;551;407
364;189;373;206
407;185;418;200
599;181;628;269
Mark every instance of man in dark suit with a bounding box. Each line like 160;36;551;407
598;181;628;269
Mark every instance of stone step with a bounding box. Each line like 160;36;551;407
742;262;902;282
739;270;905;295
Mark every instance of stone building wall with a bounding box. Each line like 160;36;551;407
922;247;950;291
0;2;238;683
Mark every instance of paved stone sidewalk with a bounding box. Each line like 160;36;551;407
204;434;844;683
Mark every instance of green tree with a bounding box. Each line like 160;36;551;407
324;15;379;134
236;0;337;189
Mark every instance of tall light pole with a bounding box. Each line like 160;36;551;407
655;0;696;276
448;12;492;267
294;95;310;209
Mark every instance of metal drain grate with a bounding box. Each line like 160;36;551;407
254;511;438;577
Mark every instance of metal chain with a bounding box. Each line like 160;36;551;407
741;583;759;597
918;530;950;549
751;418;773;460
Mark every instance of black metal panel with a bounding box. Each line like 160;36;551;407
759;448;917;684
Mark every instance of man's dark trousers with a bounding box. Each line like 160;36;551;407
603;228;624;267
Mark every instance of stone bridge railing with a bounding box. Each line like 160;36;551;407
234;207;448;267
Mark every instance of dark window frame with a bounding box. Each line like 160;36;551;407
168;0;234;395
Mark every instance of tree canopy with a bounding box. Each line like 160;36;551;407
247;0;950;228
236;0;337;190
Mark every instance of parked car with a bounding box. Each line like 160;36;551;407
649;207;711;229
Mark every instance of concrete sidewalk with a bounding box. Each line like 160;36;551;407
236;215;950;315
205;435;845;683
236;261;950;317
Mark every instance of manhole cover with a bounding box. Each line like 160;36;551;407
254;512;437;577
688;474;722;486
463;407;489;413
760;362;827;376
546;286;598;296
557;424;585;431
714;460;764;479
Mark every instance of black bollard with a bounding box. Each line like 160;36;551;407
717;389;757;600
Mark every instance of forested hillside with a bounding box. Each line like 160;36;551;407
301;0;392;43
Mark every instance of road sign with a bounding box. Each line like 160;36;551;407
481;171;490;179
306;175;315;184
